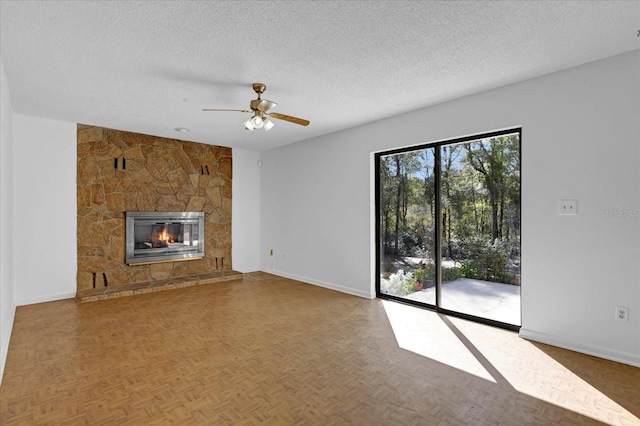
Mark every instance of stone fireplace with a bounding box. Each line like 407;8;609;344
77;125;233;293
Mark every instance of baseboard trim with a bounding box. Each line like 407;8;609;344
519;328;640;368
15;291;76;307
261;269;374;300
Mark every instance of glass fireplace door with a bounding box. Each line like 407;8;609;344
126;212;204;265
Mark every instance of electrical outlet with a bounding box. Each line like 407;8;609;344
269;249;273;256
558;199;578;215
615;306;629;322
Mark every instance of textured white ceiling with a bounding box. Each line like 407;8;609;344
1;1;638;151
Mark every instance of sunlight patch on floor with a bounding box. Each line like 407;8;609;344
445;317;640;424
519;345;640;424
382;300;496;382
383;300;640;425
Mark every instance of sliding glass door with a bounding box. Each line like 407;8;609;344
376;129;521;329
378;147;436;306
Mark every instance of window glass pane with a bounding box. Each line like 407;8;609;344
439;134;521;326
379;148;436;306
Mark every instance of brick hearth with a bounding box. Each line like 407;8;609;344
76;270;242;303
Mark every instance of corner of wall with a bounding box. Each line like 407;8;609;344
0;306;15;384
0;55;17;385
232;148;262;272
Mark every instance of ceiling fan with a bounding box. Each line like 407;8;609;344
202;83;310;131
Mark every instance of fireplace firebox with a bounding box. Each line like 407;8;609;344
126;212;205;265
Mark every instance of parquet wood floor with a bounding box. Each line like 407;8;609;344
1;272;638;425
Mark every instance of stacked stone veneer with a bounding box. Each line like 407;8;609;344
77;125;232;291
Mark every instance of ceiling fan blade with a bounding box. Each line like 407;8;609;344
258;99;277;113
269;112;310;126
202;108;251;113
250;99;277;113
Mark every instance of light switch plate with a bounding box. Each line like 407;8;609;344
558;199;578;215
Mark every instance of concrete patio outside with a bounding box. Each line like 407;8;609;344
404;278;521;326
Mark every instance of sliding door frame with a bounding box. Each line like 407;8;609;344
375;128;522;332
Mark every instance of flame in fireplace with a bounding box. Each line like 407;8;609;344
158;228;173;243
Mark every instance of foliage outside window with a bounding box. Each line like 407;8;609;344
378;131;521;298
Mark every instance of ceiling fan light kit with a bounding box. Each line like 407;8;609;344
203;83;309;133
244;112;274;132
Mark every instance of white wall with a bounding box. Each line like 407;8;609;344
13;115;77;305
232;148;261;272
0;57;16;384
260;133;374;298
261;50;640;366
